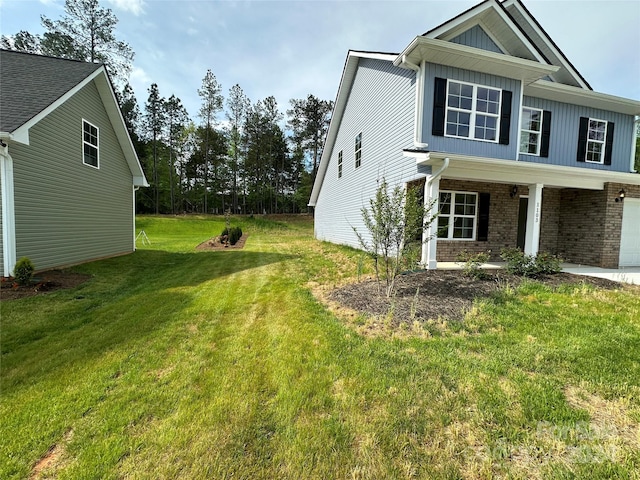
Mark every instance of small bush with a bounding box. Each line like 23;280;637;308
14;257;35;286
456;250;490;279
500;248;562;277
221;226;243;245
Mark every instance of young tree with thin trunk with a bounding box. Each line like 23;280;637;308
144;83;165;215
198;69;223;214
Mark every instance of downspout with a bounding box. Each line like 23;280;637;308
428;157;450;186
133;186;140;250
631;115;639;173
401;55;429;149
422;157;449;270
0;133;17;277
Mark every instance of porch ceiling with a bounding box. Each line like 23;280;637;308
417;153;640;190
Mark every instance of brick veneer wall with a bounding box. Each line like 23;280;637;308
436;180;562;262
557;182;640;268
435;179;639;267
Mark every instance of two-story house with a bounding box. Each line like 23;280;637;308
309;0;640;269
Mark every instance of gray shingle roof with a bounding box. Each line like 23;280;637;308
0;49;102;133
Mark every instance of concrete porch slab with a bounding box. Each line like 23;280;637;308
436;262;640;285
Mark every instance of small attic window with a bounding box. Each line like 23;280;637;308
82;119;99;168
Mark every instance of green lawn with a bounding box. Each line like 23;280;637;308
2;215;639;479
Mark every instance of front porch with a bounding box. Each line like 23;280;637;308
409;153;640;270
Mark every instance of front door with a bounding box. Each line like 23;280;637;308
516;197;528;250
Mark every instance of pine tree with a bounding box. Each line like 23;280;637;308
144;83;166;214
198;70;223;213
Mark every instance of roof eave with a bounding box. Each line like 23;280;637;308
394;37;559;84
525;80;640;116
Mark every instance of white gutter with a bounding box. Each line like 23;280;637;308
0;138;17;277
400;55;429;149
631;116;639;173
428;157;449;185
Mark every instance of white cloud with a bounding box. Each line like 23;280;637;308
108;0;145;16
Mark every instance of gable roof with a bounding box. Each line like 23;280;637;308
0;50;102;132
0;50;148;187
422;0;589;89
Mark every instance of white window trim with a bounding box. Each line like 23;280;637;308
82;119;100;169
585;117;607;165
438;190;478;241
444;79;502;144
519;106;543;156
337;150;343;178
355;132;362;169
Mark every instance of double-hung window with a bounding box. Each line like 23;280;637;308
338;150;343;178
355;132;362;168
519;107;543;155
585;118;607;164
445;80;501;142
82;119;99;168
437;191;478;240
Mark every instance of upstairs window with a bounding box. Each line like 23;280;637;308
355;132;362;168
433;77;512;145
437;191;478;240
82;119;99;168
519;107;552;157
338;150;343;178
576;117;614;165
445;80;501;142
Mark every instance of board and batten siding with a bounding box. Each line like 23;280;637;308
10;79;134;272
519;96;634;173
450;25;503;54
422;63;521;160
315;57;418;249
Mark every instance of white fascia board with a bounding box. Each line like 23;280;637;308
525;80;640;116
394;37;558;84
502;0;591;90
424;0;547;64
421;152;640;189
310;51;396;206
93;70;149;187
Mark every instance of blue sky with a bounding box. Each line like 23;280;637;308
1;0;639;123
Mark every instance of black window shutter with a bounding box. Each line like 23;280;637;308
540;110;552;157
604;122;615;165
576;116;589;162
498;90;512;145
432;77;447;137
477;192;490;241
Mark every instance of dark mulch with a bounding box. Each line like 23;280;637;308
329;270;623;323
195;234;248;251
1;270;92;301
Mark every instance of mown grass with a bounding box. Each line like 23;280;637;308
1;215;639;479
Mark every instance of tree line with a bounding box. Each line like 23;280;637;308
2;0;333;215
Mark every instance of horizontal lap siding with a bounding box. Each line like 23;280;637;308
12;80;134;272
520;96;634;172
315;58;416;249
422;64;521;159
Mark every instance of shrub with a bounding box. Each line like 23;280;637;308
221;226;243;245
456;250;490;279
500;248;562;277
14;257;35;286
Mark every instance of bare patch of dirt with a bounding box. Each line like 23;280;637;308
195;234;248;251
30;429;74;479
326;270;622;332
1;270;92;301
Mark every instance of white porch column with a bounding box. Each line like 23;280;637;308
422;175;440;269
524;183;543;256
0;143;17;276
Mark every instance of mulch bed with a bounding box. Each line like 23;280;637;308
195;234;248;251
1;270;92;301
329;270;623;323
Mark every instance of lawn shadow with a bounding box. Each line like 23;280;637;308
1;249;297;392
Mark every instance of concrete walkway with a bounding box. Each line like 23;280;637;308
437;261;640;285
